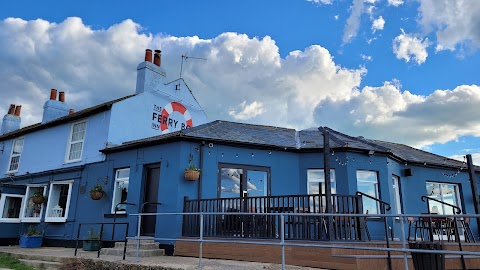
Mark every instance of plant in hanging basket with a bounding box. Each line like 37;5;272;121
31;192;46;204
184;164;201;181
89;184;105;200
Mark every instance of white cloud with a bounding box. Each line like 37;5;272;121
0;17;364;131
388;0;404;6
360;54;373;61
306;0;334;4
450;154;480;166
314;83;480;148
334;15;339;21
229;101;265;120
417;0;480;52
342;0;365;44
371;16;385;33
393;29;430;64
3;17;480;152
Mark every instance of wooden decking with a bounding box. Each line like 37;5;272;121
175;239;480;270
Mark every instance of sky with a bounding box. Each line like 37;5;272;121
0;0;479;163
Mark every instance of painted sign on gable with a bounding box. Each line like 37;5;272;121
151;102;193;134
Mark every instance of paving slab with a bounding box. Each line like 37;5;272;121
0;246;323;270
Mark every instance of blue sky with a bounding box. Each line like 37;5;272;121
0;0;479;162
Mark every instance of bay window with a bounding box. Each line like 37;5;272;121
0;194;24;223
45;181;73;222
21;186;47;222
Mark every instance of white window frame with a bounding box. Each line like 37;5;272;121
307;169;336;194
65;120;87;163
392;175;403;216
20;185;47;222
45;181;73;223
307;169;336;213
7;137;24;173
111;168;130;214
0;194;24;223
356;170;380;214
425;181;462;215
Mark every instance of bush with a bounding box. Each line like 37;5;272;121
60;258;179;270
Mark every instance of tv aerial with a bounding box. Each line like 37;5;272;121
179;53;207;78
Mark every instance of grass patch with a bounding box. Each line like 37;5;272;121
60;258;180;270
0;254;37;270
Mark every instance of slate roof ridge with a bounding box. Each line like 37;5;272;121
323;127;391;152
0;94;135;141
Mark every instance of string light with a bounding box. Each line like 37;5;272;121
442;156;465;178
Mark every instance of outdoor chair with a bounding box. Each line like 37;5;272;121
408;217;427;241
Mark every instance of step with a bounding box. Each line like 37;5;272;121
19;259;62;270
114;241;159;249
100;248;165;257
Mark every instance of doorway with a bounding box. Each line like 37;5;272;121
141;164;160;236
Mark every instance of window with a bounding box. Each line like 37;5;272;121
111;168;130;213
45;181;73;222
426;182;462;215
356;170;380;214
392;175;403;215
8;138;24;173
0;194;24;223
307;169;336;195
21;186;46;222
66;121;86;162
307;169;336;212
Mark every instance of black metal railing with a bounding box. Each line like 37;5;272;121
420;195;466;269
112;202;136;240
421;195;462;214
182;194;366;241
356;191;392;270
74;222;129;260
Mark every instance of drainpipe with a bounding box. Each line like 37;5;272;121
466;154;480;237
197;141;205;200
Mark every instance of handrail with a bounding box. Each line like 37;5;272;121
112;202;136;240
75;221;130;260
356;191;392;270
141;202;162;213
356;191;391;211
421;196;461;214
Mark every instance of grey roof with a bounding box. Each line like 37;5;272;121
103;120;471;170
0;95;134;141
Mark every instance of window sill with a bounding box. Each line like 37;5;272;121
21;218;41;223
45;218;67;223
0;218;21;223
64;159;82;164
104;213;127;218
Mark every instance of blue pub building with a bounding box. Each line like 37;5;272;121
0;49;479;269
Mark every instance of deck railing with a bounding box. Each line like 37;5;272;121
182;194;366;241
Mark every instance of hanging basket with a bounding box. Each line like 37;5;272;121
90;191;104;200
32;195;45;204
184;170;200;181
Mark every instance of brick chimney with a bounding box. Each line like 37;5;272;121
42;89;69;123
135;49;167;94
1;104;22;135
